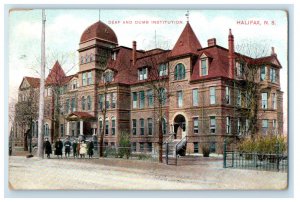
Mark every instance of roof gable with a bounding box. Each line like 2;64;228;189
171;22;202;57
46;61;66;85
19;77;40;89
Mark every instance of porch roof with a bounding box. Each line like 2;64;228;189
66;111;96;121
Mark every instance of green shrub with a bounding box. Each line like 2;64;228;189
238;134;287;154
118;131;131;159
202;144;210;157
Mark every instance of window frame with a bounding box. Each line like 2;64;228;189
174;63;186;80
192;89;199;106
210;87;216;105
193;117;199;134
210;116;216;134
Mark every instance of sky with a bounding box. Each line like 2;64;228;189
8;9;288;133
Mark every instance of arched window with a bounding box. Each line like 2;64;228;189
99;118;103;135
174;63;186;80
81;96;86;110
87;96;92;110
44;123;49;137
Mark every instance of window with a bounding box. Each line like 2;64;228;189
225;86;230;104
261;92;268;109
81;56;84;64
237;118;241;135
272;93;277;109
210;142;216;153
140;143;144;151
99;118;103;134
105;94;110;109
71;97;76;112
111;93;116;108
131;142;137;152
104;71;114;83
273;119;277;129
132;119;137;135
162;118;167;135
210;116;216;134
193;117;199;134
226;116;231;134
105;119;109;135
81;96;86;110
140;119;144;135
194;142;199;153
138;68;148;80
159;88;167;106
237;89;241;107
192;89;198;106
236;62;244;77
147;90;153;107
132;92;137;109
98;94;104;110
72;80;78;90
147;118;153;136
82;72;87;86
174;63;186;80
159;64;168;76
177;91;183;107
147;142;152;152
66;99;70;113
44;124;49;137
60;124;64;136
210;87;216;105
87;72;93;85
262;119;268;134
139;91;145;109
112;52;117;60
270;68;276;83
111;117;116;136
87;96;91;110
261;66;266;81
201;59;208;76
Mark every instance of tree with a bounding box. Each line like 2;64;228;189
234;41;273;139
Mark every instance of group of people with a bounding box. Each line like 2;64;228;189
44;137;95;159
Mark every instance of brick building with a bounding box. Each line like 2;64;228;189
12;20;283;154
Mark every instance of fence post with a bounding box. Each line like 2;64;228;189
276;142;280;171
166;143;169;165
223;139;227;168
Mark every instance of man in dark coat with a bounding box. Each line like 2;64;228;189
55;138;63;159
44;138;52;158
64;137;71;158
87;140;94;159
72;139;78;158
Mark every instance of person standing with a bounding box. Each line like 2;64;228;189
44;138;52;158
64;137;71;158
87;140;94;159
79;140;87;159
55;138;63;159
72;139;78;158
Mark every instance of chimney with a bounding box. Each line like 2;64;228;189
271;47;277;56
132;41;137;66
228;29;235;79
207;38;216;47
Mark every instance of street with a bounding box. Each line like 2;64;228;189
8;156;287;190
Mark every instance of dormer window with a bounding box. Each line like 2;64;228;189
72;80;78;90
200;58;208;76
138;67;148;81
236;61;244;77
270;67;276;83
103;70;114;83
261;66;267;81
112;52;117;60
159;63;168;76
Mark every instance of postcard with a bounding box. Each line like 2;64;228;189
8;9;288;190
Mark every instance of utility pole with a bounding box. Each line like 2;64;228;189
37;9;46;158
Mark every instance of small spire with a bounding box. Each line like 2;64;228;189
229;28;232;35
185;10;190;22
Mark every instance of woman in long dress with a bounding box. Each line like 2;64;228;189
79;141;87;159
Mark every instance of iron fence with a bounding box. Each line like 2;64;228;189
223;140;288;172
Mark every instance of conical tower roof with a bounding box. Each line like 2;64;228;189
46;61;66;85
171;22;202;57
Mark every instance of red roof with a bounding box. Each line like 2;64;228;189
20;76;40;89
171;22;202;57
250;55;282;68
46;61;66;85
80;21;118;44
66;111;95;120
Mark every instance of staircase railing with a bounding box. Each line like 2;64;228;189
175;136;187;165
